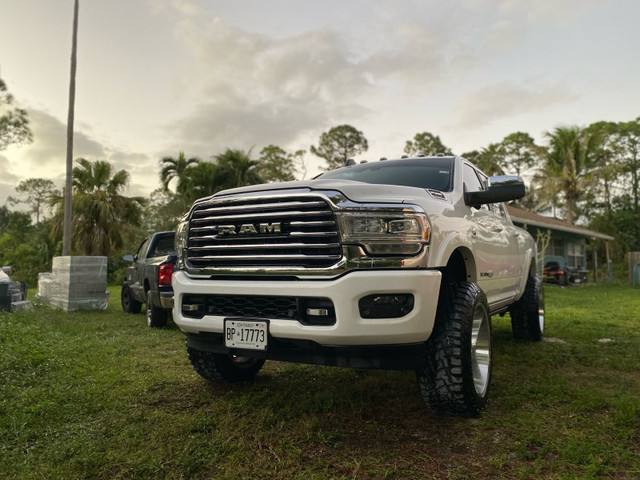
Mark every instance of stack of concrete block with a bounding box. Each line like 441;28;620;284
0;276;32;313
10;282;31;311
36;256;109;311
36;273;53;301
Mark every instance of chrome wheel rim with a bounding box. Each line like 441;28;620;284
538;283;545;334
471;303;491;396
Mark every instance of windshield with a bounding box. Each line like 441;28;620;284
317;157;454;191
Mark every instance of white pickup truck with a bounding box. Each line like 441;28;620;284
172;155;545;417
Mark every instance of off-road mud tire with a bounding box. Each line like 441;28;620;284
417;281;492;418
187;345;265;382
121;285;142;314
509;276;545;341
146;290;168;327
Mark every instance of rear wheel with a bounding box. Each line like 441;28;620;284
417;281;492;417
509;276;545;341
121;285;142;314
187;345;265;382
146;290;168;327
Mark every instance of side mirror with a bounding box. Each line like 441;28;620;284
465;175;525;207
122;254;134;262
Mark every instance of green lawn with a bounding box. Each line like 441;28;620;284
1;283;639;479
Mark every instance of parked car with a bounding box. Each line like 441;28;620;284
543;261;570;286
121;231;176;327
542;261;588;285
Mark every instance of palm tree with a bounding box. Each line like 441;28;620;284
526;168;563;216
214;149;262;190
184;161;219;203
543;126;602;224
159;152;200;194
169;149;268;205
50;158;145;256
464;144;505;177
585;121;621;214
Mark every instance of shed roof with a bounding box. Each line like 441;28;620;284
506;206;614;241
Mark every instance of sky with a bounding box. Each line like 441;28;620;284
1;0;639;209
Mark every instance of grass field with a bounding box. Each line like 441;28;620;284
1;283;639;479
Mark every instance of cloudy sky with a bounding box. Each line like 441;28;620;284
1;0;639;206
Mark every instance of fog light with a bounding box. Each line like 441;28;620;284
359;294;414;319
301;298;335;326
182;295;205;318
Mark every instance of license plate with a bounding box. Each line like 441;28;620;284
224;319;268;351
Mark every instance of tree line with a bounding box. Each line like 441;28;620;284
1;76;639;284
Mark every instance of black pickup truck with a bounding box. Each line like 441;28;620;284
121;231;176;327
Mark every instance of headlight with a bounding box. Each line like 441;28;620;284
175;216;189;267
336;209;430;256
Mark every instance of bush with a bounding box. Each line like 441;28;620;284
2;243;45;286
108;252;130;285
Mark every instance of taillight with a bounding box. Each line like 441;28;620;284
158;262;173;286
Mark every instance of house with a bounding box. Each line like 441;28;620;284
506;206;614;282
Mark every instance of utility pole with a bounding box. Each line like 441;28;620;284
63;0;79;256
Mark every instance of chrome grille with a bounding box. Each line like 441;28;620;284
187;195;342;269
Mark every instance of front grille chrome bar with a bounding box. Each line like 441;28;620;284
194;200;327;216
191;209;332;225
189;254;343;262
186;193;342;270
188;242;340;251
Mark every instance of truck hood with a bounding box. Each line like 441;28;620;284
203;179;445;207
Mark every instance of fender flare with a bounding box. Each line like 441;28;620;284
513;246;535;301
431;231;477;282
